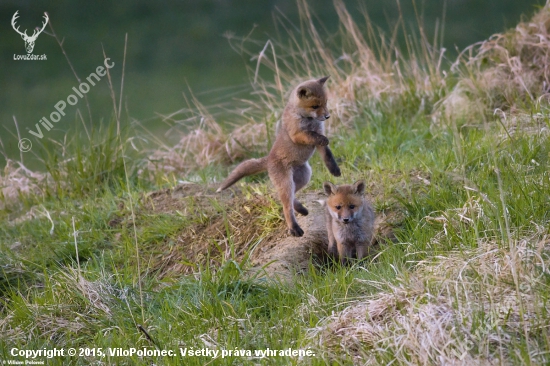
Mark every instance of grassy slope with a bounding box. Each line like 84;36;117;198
1;1;550;365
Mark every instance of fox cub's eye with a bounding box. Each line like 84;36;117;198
335;205;342;210
349;205;355;209
311;105;320;110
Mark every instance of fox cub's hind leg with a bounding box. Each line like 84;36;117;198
269;161;304;237
292;163;312;216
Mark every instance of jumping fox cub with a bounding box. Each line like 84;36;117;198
324;180;375;264
217;76;341;236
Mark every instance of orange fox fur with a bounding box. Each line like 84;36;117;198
217;77;341;236
324;180;375;264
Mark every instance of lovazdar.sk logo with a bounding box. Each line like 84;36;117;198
12;10;48;60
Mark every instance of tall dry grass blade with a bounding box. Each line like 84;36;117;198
13;116;23;164
117;33;128;125
297;0;338;78
334;0;381;77
47;13;93;124
72;216;81;277
102;42;145;324
102;45;119;125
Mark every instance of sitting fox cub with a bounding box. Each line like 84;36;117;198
324;180;375;264
217;76;341;236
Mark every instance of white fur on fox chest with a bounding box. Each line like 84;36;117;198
299;117;324;134
329;205;369;246
331;221;369;246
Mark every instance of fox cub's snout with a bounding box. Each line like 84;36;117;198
323;180;375;264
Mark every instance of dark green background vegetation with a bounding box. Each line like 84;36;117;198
0;0;543;165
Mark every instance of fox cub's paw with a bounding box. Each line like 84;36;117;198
327;243;338;259
329;165;341;177
316;135;329;146
289;223;304;237
294;201;309;216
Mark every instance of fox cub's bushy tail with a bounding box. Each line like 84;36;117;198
216;156;268;192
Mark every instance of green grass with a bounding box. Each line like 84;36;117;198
2;2;550;364
1;101;548;364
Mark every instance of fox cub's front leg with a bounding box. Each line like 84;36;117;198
317;145;341;177
292;130;341;177
291;130;329;146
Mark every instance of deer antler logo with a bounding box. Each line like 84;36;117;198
11;11;49;54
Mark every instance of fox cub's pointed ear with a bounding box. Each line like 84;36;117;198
318;76;329;85
324;182;337;195
297;86;312;99
353;180;365;195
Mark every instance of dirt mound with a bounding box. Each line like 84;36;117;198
137;183;401;280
